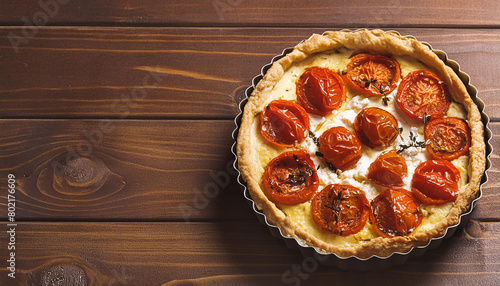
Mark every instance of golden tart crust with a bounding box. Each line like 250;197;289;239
236;29;486;259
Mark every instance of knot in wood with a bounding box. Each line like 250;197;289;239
46;153;125;196
38;265;88;286
64;157;98;185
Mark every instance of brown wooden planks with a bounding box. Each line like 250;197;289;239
1;28;500;120
0;220;499;285
0;1;498;285
0;119;497;221
0;119;252;221
0;0;499;28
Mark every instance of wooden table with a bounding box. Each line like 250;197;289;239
1;1;499;285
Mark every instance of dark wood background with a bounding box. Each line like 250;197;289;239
0;1;499;285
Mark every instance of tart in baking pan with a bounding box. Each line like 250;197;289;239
236;29;486;259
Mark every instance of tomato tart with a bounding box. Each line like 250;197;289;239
236;29;486;259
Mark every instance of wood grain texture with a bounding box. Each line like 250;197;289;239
0;0;499;28
0;119;497;221
0;119;253;221
1;28;499;119
0;220;499;285
1;1;499;284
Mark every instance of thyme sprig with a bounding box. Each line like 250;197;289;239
362;77;378;88
423;112;431;125
361;78;390;106
309;130;337;172
325;189;346;219
394;126;404;141
397;131;427;153
309;130;319;146
324;188;348;235
325;161;337;172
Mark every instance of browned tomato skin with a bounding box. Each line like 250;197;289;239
259;100;310;147
296;67;346;116
396;70;451;122
262;150;319;205
411;160;461;205
343;54;401;97
354;107;399;149
367;150;408;188
425;117;471;161
318;126;362;171
311;184;369;236
369;188;423;238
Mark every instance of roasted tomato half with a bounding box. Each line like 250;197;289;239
262;150;319;205
296;66;346;116
367;150;408;188
311;184;369;236
396;70;451;122
260;100;310;147
343;53;400;97
369;188;423;238
411;160;461;205
425;117;471;161
354;107;399;149
318;126;362;171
